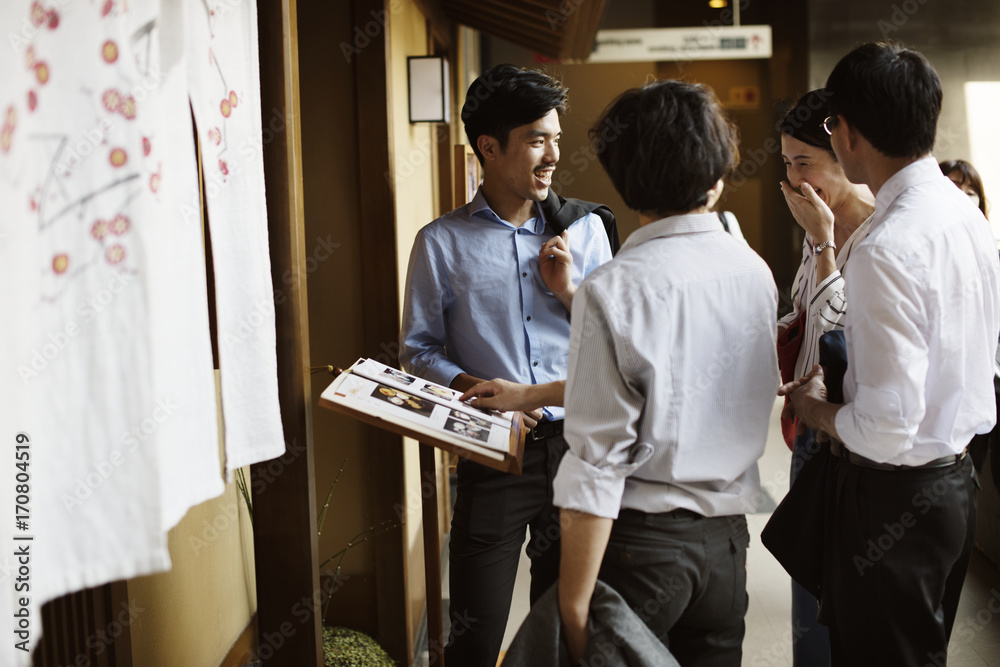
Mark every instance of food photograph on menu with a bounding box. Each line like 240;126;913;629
370;384;434;418
380;367;417;385
445;417;491;444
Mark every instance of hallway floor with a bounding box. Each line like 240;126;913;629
484;398;1000;665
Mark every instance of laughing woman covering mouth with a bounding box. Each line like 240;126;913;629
776;89;876;667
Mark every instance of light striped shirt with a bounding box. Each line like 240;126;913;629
552;213;779;519
778;217;873;380
835;157;1000;465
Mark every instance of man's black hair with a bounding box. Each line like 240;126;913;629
461;64;568;164
591;80;739;217
825;42;942;159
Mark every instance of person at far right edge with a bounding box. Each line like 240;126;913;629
781;42;1000;666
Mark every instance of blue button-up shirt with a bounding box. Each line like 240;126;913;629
400;188;613;420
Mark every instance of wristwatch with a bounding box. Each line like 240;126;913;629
812;240;837;256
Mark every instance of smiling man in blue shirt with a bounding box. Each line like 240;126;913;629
399;64;613;667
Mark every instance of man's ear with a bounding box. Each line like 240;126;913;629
477;134;499;162
840;114;860;153
707;178;725;207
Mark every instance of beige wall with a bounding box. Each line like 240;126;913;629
128;473;256;667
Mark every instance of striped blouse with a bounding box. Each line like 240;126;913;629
777;215;874;380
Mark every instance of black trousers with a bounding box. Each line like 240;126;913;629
444;433;566;667
598;509;751;667
820;454;978;666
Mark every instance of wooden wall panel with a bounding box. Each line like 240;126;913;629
251;0;322;665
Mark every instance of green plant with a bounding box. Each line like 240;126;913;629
323;626;395;667
235;467;253;528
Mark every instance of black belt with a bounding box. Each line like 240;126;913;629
830;440;966;471
530;419;564;441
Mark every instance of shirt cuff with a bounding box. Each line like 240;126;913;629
412;357;465;389
552;443;654;519
834;393;913;463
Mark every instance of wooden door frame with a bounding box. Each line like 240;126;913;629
252;0;323;665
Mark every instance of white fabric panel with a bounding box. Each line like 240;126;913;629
185;0;285;476
142;0;225;530
0;1;172;658
0;6;43;663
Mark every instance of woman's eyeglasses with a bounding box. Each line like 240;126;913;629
822;115;839;135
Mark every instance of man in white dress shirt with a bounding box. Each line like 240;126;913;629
782;42;1000;664
550;81;779;664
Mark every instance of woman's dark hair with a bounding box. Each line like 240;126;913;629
940;158;988;219
825;41;942;159
779;89;835;157
591;80;739;216
461;64;568;164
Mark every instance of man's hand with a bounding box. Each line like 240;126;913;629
461;378;533;411
460;379;566;414
540;230;575;312
522;408;543;430
778;365;840;437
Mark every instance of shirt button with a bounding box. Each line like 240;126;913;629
522;272;527;277
621;551;632;565
526;316;531;322
533;361;538;367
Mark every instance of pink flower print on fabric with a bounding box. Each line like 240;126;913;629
105;244;125;265
91;219;110;240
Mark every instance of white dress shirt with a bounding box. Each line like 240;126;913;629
835;157;1000;465
552;214;779;519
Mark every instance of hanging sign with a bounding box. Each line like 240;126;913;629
588;25;772;63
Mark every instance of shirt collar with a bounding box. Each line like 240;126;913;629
620;212;722;252
467;187;547;234
874;156;943;217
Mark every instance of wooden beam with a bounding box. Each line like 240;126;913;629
411;0;453;49
353;0;409;661
252;0;323;665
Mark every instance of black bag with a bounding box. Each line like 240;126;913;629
760;330;847;598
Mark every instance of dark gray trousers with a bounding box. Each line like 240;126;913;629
598;509;750;667
444;434;566;667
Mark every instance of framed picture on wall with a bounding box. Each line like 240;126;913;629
454;144;480;208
